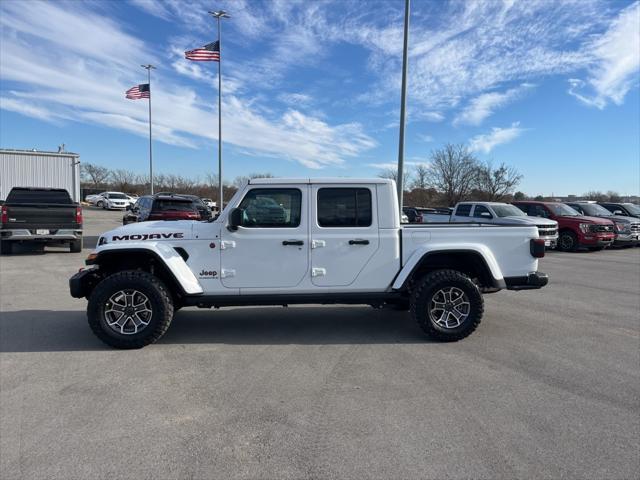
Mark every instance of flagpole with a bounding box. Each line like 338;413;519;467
142;64;156;195
210;10;229;212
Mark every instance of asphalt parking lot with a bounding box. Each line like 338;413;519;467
1;208;639;480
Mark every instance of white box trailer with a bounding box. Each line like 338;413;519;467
0;149;80;202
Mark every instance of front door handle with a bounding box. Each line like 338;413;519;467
349;239;370;245
283;240;304;246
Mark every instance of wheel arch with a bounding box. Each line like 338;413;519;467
85;244;202;299
393;248;504;291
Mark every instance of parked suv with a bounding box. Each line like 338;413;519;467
567;202;640;247
123;194;200;225
598;202;640;219
512;201;616;252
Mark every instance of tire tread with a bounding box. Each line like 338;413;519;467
410;269;484;342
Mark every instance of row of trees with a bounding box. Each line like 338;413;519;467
379;143;523;206
81;163;274;203
82;143;625;208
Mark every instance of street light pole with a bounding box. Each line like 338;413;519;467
396;0;410;209
209;10;230;211
141;64;156;194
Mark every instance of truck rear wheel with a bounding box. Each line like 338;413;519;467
411;269;483;342
70;238;82;253
87;270;174;349
0;241;12;255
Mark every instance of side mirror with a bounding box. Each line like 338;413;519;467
480;211;492;218
614;210;624;215
228;207;244;231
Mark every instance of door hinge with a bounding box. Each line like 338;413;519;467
220;240;236;250
311;239;326;249
311;267;326;277
221;269;236;278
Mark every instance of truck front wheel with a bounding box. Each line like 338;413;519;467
558;231;578;252
411;269;484;342
87;270;174;349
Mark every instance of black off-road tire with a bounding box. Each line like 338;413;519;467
0;241;12;255
87;270;174;349
558;230;578;252
410;269;484;342
70;239;82;253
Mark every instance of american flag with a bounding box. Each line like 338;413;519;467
126;83;150;100
185;41;220;61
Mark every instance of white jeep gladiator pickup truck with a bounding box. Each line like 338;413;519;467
70;178;548;348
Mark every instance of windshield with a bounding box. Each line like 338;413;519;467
547;203;580;216
579;203;613;216
622;203;640;215
492;205;526;217
109;193;128;199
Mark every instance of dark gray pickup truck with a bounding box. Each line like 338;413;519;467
0;187;83;254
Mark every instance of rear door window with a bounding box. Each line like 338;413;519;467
154;199;194;211
317;188;372;227
455;204;472;217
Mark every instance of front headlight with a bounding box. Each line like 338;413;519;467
615;223;629;233
579;223;590;234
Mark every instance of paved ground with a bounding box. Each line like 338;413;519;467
1;208;639;479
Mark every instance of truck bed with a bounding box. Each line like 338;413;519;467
401;223;539;278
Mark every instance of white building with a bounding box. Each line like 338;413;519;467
0;148;80;202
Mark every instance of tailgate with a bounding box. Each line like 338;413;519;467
3;204;80;230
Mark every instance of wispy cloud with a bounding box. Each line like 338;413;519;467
567;1;640;109
453;83;534;126
469;122;525;153
0;0;375;168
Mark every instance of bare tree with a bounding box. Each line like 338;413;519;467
81;163;111;188
378;167;412;189
426;144;478;206
474;161;523;201
411;164;429;189
606;190;621;202
110;169;138;192
233;172;274;188
583;190;607;202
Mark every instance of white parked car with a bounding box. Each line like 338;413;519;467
70;178;548;349
95;192;132;210
85;192;106;203
201;198;216;209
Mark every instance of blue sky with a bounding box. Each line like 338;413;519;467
1;0;638;196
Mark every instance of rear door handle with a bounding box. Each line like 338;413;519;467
349;239;370;245
283;240;304;246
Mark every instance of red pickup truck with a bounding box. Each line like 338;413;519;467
512;201;616;252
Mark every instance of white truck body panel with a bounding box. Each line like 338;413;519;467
92;180;541;297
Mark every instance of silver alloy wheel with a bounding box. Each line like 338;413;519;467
428;287;470;329
104;289;152;335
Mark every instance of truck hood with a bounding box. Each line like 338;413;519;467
594;215;638;225
99;220;195;244
500;216;557;226
559;215;614;225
